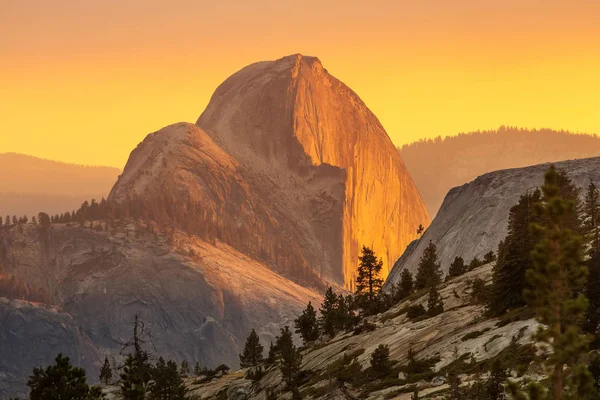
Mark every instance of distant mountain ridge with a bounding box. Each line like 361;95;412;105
0;153;120;217
399;127;600;216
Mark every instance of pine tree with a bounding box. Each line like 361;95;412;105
278;326;302;387
415;241;442;290
448;256;466;278
319;287;339;337
584;182;600;253
179;360;189;377
397;269;414;300
355;246;384;313
99;356;113;385
446;370;461;400
509;165;597;400
427;283;444;317
294;302;319;344
121;352;151;400
266;342;277;365
148;358;186;400
370;344;391;378
486;359;507;400
27;354;102;400
483;250;496;264
239;329;264;368
194;362;202;376
489;189;542;316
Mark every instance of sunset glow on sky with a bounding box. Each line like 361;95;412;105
1;0;599;168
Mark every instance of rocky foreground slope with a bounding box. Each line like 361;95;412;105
0;223;320;398
154;263;539;400
386;156;600;288
111;54;429;288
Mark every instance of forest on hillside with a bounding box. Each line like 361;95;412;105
400;126;600;216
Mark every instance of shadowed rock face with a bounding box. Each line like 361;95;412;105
0;223;320;398
196;54;429;287
385;156;600;289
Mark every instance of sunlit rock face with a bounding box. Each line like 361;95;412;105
385;156;600;290
196;54;429;287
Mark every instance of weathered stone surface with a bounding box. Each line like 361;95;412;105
0;223;320;397
385;156;600;288
0;298;101;399
197;54;430;286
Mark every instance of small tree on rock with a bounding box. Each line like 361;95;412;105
355;246;384;313
448;256;466;278
427;284;444;317
370;344;392;378
294;302;319;344
99;356;113;385
239;329;264;368
415;241;442;290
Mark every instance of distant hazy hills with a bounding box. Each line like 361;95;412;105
0;153;120;217
399;127;600;216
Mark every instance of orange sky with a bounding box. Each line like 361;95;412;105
1;0;599;168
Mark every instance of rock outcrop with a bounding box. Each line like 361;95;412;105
385;156;600;289
110;54;429;288
0;223;320;397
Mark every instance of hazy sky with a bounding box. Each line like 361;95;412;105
1;0;599;167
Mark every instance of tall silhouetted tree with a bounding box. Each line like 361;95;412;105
27;354;103;400
448;256;466;278
149;358;185;400
509;165;597;399
355;246;384;312
319;287;339;337
294;302;319;344
415;241;442;290
427;283;444;317
397;269;414;300
239;329;264;368
489;189;542;316
99;357;113;385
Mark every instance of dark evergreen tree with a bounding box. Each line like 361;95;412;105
446;370;462;400
194;362;201;376
483;250;496;264
584;182;600;253
294;302;319;344
319;287;339;337
179;360;189;377
239;329;264;368
397;269;414;300
99;357;112;385
427;284;444;317
121;353;150;400
266;342;277;365
278;326;302;388
417;224;424;236
510;165;597;399
355;246;384;313
415;241;442;290
148;358;185;400
448;256;466;278
370;344;391;378
27;354;103;400
489;189;542;316
486;359;506;400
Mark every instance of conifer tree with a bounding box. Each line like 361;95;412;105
427;283;444;317
294;302;319;344
148;358;186;400
121;352;150;400
355;246;384;312
483;250;496;264
278;326;302;387
509;165;598;400
266;342;277;365
370;344;391;378
27;353;103;400
415;241;442;290
179;360;189;377
486;359;507;400
194;362;202;376
584;182;600;253
489;189;542;316
448;256;466;278
397;268;414;300
239;329;264;368
319;287;339;337
99;356;113;385
446;370;462;400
